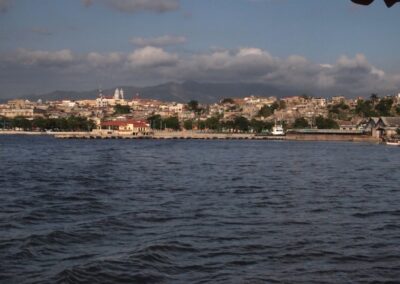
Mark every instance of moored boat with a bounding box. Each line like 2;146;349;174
271;123;285;136
385;140;400;146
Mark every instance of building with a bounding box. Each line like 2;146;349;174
99;119;151;135
331;96;346;104
96;88;127;108
0;106;45;118
373;117;400;138
311;97;327;107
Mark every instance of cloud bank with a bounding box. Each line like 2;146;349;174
1;46;399;97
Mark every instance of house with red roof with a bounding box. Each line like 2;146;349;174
99;119;151;135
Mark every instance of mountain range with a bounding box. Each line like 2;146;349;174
4;81;302;104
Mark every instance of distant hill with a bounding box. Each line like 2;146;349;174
7;81;297;104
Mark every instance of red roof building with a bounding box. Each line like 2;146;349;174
100;119;151;134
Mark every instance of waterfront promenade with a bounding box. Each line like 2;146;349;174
0;130;379;143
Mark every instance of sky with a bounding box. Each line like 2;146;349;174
0;0;400;98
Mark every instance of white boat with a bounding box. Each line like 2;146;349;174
271;124;285;136
386;141;400;146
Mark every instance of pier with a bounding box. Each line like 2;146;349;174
52;130;379;143
53;131;286;141
1;129;380;143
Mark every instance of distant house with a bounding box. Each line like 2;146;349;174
362;117;380;133
337;120;359;131
372;116;400;137
0;107;45;119
99;119;151;135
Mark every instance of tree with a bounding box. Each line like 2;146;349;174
197;120;206;130
370;93;379;104
315;116;339;129
270;101;278;111
355;100;377;117
164;116;180;130
147;114;164;130
328;102;351;120
205;116;220;130
257;105;273;117
0;116;11;129
250;119;273;133
183;120;193;130
9;116;94;131
293;117;310;129
269;100;286;111
375;98;393;116
65;116;95;131
278;100;286;110
114;104;131;115
32;118;48;130
221;120;233;132
396;105;400;115
12;117;32;130
329;102;349;114
233;116;250;132
221;98;234;104
188;100;199;111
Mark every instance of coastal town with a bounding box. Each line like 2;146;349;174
1;89;400;144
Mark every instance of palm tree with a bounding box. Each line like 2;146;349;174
370;94;379;105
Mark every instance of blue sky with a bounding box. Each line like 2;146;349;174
1;0;400;97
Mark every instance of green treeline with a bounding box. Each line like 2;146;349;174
114;104;131;115
147;115;180;130
257;101;286;117
149;114;273;133
355;96;396;117
0;116;95;131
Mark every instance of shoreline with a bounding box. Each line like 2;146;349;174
0;130;90;136
0;130;381;143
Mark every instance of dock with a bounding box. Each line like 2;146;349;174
0;128;372;143
54;131;286;140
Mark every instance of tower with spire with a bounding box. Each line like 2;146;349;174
114;88;120;100
113;88;125;100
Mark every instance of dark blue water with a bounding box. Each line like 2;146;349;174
0;135;399;283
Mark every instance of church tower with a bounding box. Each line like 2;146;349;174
114;88;120;100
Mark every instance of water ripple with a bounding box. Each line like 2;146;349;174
1;136;400;283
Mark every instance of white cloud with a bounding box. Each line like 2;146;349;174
1;46;400;97
237;47;265;57
337;53;370;69
170;48;278;82
82;0;180;13
130;35;186;47
127;46;178;67
320;64;333;69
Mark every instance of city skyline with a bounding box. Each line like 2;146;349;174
1;0;400;98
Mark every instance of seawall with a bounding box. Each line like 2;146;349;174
1;130;381;143
286;133;379;143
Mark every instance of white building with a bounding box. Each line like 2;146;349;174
96;88;127;108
